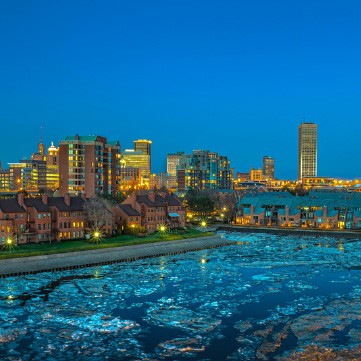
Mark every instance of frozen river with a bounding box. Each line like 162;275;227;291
2;231;361;360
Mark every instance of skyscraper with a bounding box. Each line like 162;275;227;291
263;156;275;180
134;139;152;172
298;122;317;180
120;149;150;187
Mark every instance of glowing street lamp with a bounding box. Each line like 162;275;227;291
130;224;138;237
200;220;207;232
4;237;14;250
158;224;167;238
91;230;102;243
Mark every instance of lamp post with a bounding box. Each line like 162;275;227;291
200;220;207;233
91;230;102;243
158;224;167;238
4;237;15;251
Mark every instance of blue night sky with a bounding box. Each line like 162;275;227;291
0;1;360;179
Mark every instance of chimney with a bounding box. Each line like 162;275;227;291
148;191;156;202
250;205;255;215
42;194;48;204
17;192;25;207
64;193;71;206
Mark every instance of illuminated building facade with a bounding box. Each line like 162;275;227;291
0;169;10;192
298;122;317;180
167;152;184;177
263;156;275;180
236;190;361;230
121;149;151;187
0;193;87;244
114;191;186;232
134;139;152;172
119;166;140;190
166;152;184;189
9;160;47;192
176;150;232;192
59;135;120;197
250;168;263;182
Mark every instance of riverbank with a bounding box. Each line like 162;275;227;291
0;235;233;278
218;224;361;240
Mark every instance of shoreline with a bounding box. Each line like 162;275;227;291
218;225;361;240
0;235;233;278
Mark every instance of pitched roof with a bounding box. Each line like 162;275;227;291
165;194;182;206
118;204;140;217
48;197;85;211
24;198;50;212
136;194;165;207
0;199;26;213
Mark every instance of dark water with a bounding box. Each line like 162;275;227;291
1;232;361;360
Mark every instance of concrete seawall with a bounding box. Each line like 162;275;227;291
0;235;233;278
218;225;361;240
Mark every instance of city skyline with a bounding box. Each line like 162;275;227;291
1;1;361;178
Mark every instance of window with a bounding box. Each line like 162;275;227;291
38;224;41;230
38;214;41;219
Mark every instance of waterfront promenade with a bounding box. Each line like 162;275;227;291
0;235;232;278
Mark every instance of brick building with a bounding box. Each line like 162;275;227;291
0;193;88;244
59;135;120;197
114;191;186;232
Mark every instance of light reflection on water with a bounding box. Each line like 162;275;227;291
1;232;361;360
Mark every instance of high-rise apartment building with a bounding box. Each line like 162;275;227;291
176;150;232;192
59;135;120;197
298;122;317;180
263;156;275;180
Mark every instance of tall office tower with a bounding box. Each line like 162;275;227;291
298;122;318;180
120;149;151;187
134;139;152;172
59;135;120;197
263;156;275;180
176;150;232;192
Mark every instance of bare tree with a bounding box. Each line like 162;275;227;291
83;197;114;231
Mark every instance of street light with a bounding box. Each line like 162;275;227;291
4;237;15;251
91;230;102;243
200;220;207;232
158;224;167;238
